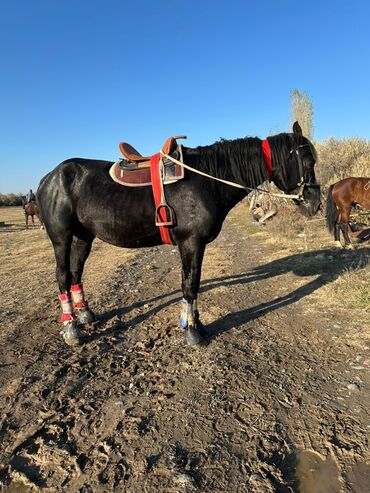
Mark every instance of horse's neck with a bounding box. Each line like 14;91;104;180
185;141;267;211
216;185;248;215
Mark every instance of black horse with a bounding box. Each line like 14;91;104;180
37;122;321;346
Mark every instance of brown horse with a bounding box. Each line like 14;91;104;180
326;177;370;246
21;197;43;229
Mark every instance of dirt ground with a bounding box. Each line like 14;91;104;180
0;204;369;493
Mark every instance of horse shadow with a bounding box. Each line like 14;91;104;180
85;248;369;344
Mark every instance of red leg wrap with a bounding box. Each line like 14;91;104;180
59;293;77;323
71;283;88;310
60;313;77;323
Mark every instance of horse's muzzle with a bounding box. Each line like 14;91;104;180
296;184;321;217
298;199;322;217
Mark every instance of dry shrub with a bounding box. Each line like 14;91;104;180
351;154;370;177
315;137;370;189
265;205;305;238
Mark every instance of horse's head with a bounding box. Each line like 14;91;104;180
270;122;321;217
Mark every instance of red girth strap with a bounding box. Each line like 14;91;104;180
150;153;175;245
261;139;273;179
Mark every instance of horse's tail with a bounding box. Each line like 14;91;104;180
35;194;44;227
326;184;338;235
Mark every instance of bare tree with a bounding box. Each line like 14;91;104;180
290;89;314;140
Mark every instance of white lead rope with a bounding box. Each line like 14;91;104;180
160;150;303;200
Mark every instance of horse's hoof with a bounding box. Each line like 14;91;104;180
60;321;80;346
76;308;96;324
185;326;205;346
195;319;208;338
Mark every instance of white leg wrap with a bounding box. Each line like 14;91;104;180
180;298;197;329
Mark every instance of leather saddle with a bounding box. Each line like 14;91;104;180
118;135;187;169
109;135;186;187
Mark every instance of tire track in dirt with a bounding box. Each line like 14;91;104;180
1;207;369;492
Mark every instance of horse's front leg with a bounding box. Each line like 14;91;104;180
178;239;206;345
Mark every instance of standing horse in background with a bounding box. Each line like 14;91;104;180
21;196;43;229
37;122;321;347
326;177;370;246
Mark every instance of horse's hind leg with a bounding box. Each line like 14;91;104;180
334;222;340;242
70;235;96;324
37;212;44;229
31;214;35;229
51;234;80;345
178;238;206;345
339;223;353;247
339;207;352;247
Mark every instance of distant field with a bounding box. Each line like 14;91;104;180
0;206;32;230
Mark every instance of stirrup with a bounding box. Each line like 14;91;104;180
155;203;175;227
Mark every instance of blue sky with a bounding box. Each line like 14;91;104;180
1;0;369;193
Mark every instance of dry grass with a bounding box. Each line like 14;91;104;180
266;207;370;313
243;202;331;253
324;258;370;311
0;205;30;230
262;206;327;250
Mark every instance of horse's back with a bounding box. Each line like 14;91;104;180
38;158;114;206
334;177;369;187
332;177;370;208
37;158;112;226
39;158;111;190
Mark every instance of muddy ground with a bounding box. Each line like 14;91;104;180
0;204;369;492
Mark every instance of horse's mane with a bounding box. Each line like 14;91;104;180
184;138;268;189
184;133;302;189
266;133;294;190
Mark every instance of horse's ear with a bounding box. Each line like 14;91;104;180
293;121;303;139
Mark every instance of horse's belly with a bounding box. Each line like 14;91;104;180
361;195;370;209
86;218;162;249
96;231;162;249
